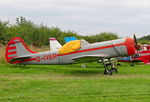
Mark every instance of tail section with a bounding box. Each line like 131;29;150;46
5;37;36;63
49;38;62;51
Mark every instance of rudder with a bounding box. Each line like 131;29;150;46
5;37;36;63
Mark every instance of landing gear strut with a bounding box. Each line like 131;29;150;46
101;58;118;75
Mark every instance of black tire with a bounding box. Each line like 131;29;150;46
104;69;112;75
111;68;118;73
117;63;121;66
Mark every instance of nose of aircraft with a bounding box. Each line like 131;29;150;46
124;37;137;56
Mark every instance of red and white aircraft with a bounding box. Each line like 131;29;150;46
134;45;150;64
5;36;138;75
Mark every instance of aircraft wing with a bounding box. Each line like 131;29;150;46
143;60;150;65
71;54;110;63
9;55;31;63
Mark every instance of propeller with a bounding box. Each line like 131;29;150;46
133;34;141;51
134;34;138;46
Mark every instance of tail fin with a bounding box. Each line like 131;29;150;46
49;38;62;51
5;37;36;63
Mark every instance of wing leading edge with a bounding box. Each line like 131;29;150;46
71;54;110;63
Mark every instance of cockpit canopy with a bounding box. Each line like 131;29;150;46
59;40;89;55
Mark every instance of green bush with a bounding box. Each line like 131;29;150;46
0;17;119;46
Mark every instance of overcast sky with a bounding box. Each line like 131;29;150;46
1;0;150;38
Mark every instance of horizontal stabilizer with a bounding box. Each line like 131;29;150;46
9;55;31;63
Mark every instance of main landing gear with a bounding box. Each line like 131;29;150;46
101;58;118;75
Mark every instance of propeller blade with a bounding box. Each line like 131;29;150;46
133;34;141;51
134;34;138;46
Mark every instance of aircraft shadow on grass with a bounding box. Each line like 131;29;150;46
10;64;102;75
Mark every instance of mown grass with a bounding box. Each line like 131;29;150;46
1;45;150;102
0;62;150;102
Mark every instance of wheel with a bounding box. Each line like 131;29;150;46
110;68;118;73
104;69;112;75
117;63;121;66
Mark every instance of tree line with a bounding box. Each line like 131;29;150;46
0;17;149;46
139;35;150;44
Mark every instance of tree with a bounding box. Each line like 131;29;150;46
139;35;150;44
0;21;9;44
0;17;119;46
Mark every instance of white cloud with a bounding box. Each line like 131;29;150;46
0;0;150;38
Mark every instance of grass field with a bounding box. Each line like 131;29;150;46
0;62;150;102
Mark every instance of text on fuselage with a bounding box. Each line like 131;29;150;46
36;54;57;62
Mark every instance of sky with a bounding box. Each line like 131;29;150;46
0;0;150;38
